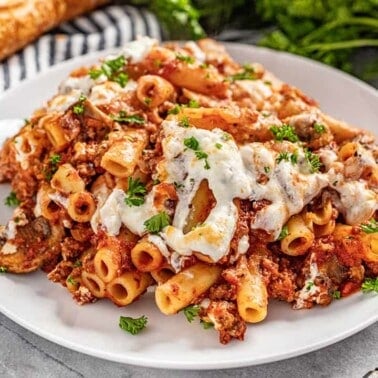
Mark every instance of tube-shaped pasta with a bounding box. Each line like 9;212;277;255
150;264;175;284
305;198;333;226
81;271;106;298
235;256;268;323
131;237;164;272
338;142;358;161
361;233;378;262
93;247;120;283
106;271;153;306
280;214;314;256
51;164;85;194
313;219;336;237
136;75;175;108
153;182;178;213
43;114;69;151
67;191;96;222
37;185;62;221
155;262;222;315
100;131;147;178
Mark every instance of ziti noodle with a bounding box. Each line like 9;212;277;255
0;37;377;344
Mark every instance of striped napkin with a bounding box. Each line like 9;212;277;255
0;5;162;92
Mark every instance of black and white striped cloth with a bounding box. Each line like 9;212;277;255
0;5;162;92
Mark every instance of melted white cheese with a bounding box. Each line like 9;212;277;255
47;89;82;113
236;80;273;104
89;80;137;106
13;134;38;170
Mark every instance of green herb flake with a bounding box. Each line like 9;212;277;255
215;143;223;150
264;166;271;174
182;305;200;323
184;136;200;151
313;123;326;134
361;219;378;234
276;151;297;165
278;225;289;240
4;191;20;207
67;276;77;286
168;105;181;115
229;64;256;81
176;53;195;64
221;132;232;141
144;211;170;234
72;94;87;115
119;315;148;335
332;290;341;299
50;154;61;165
200;320;214;329
0;266;7;273
306;281;314;291
111;111;145;125
270;124;299;143
144;97;152;105
361;277;378;293
125;177;147;207
89;55;128;87
304;149;322;173
73;260;82;268
188;99;200;108
179;116;190;128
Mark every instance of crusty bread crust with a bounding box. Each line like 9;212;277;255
0;0;109;61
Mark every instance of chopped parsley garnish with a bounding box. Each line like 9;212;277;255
361;219;378;234
4;191;20;207
168;105;181;115
0;266;7;273
270;124;299;143
89;55;128;87
73;260;82;268
200;320;214;329
304;149;322;173
72;94;86;115
278;225;289;240
264;166;270;174
66;276;77;286
50;153;61;165
176;53;195;64
184;136;210;169
361;277;378;293
111;111;145;125
179;116;190;128
313;123;326;134
332;290;341;299
215;143;223;150
306;281;314;291
44;154;61;181
174;182;184;189
144;211;170;234
182;305;200;323
119;315;148;335
276;151;297;165
125;177;147;207
221;132;232;141
144;97;152;105
229;64;256;81
188;99;200;108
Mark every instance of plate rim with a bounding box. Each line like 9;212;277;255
0;41;377;369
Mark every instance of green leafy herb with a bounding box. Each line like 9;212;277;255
66;276;77;286
144;97;152;105
221;132;232;141
264;166;270;173
119;315;148;335
270;124;299;142
144;211;170;234
361;277;378;293
182;305;200;322
176;53;195;64
174;181;184;189
276;151;297;165
111;111;145;125
4;191;20;207
50;154;61;165
179;116;190;128
44;154;61;181
306;281;314;291
229;64;256;81
314;123;326;134
168;105;181;115
73;260;82;268
361;219;378;234
184;137;210;169
125;177;147;207
215;143;223;149
200;320;214;329
332;290;341;299
0;266;7;273
305;149;322;173
72;94;86;115
89;55;128;87
278;225;289;240
188;99;200;108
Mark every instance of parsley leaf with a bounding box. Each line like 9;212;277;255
229;64;257;81
332;290;341;299
144;211;170;234
66;276;78;286
188;99;200;108
278;225;289;240
0;266;7;273
179;116;190;128
4;191;20;207
125;177;147;207
361;219;378;234
276;151;297;165
182;305;200;322
184;136;210;169
306;281;314;291
215;143;223;149
304;149;322;173
72;94;86;115
270;124;299;142
176;53;195;64
264;166;270;173
50;154;61;165
111;111;145;125
89;55;128;87
361;277;378;293
168;105;181;115
119;315;148;335
200;320;214;329
144;97;152;105
313;123;326;134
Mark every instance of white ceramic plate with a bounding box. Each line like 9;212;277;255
0;43;377;370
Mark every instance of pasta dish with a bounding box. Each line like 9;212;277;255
0;37;377;344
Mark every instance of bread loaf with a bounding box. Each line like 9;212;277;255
0;0;109;61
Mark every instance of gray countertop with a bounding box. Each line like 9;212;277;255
0;312;376;377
